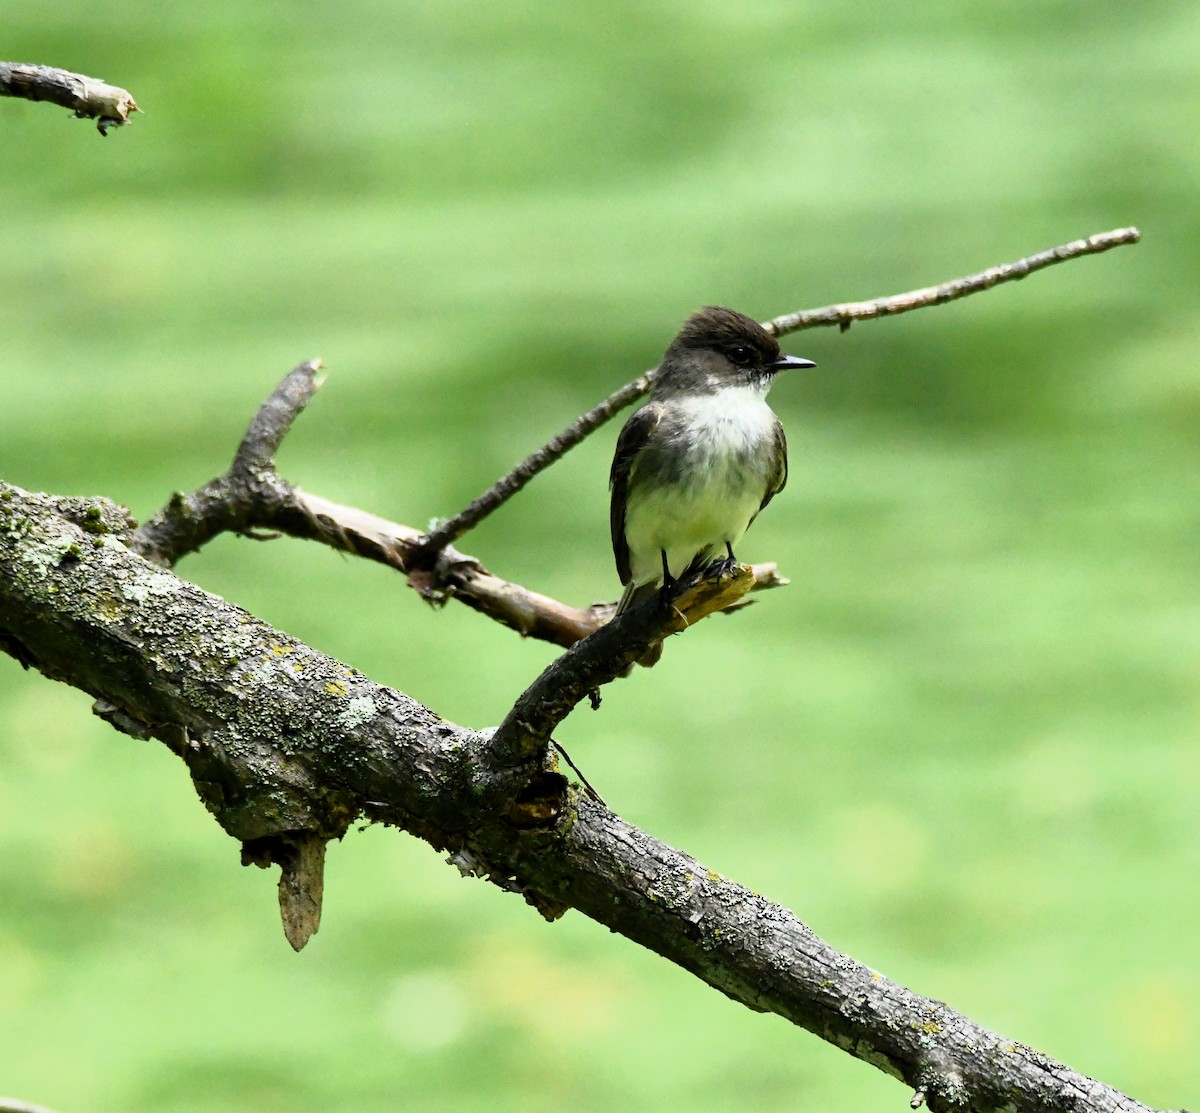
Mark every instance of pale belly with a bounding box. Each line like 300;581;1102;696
624;477;764;585
622;390;779;587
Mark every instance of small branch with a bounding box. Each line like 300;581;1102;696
132;361;324;566
235;360;324;473
409;228;1141;559
132;364;783;647
135;226;1142;620
0;61;139;135
765;227;1142;336
491;566;758;767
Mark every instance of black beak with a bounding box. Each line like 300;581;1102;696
770;353;817;372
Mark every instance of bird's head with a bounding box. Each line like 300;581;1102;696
654;306;816;397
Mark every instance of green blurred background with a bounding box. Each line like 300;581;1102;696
1;2;1197;1110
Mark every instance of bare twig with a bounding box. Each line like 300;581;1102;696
411;228;1141;560
0;61;139;135
236;360;324;472
408;369;655;566
134;226;1141;645
132;361;324;566
765;227;1142;335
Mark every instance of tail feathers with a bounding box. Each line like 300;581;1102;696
634;641;664;668
613;580;665;669
615;579;661;616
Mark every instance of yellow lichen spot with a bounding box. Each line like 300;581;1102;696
270;644;290;656
870;971;881;980
705;869;721;882
325;680;349;697
921;1021;941;1035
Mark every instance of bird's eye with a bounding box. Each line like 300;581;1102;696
727;345;753;366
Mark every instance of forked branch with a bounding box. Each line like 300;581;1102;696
131;362;786;649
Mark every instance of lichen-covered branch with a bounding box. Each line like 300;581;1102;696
0;61;139;135
0;481;1173;1113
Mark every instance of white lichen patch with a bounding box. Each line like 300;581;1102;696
17;539;73;578
249;657;282;686
120;567;181;603
13;522;85;578
338;695;377;729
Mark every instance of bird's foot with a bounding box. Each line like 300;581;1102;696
706;556;740;579
706;542;742;581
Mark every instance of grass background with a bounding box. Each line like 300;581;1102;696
1;2;1197;1110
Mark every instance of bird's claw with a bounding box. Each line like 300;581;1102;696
706;555;741;580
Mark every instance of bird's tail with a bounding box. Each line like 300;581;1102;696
613;580;665;668
615;579;659;616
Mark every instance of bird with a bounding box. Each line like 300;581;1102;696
609;306;816;651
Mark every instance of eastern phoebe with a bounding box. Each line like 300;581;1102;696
609;306;816;648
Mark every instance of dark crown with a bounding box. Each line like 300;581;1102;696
668;306;781;365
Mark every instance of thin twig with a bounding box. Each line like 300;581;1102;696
765;227;1142;335
551;740;606;805
0;61;139;135
408;369;656;566
411;228;1141;560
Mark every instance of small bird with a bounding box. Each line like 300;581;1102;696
609;307;816;635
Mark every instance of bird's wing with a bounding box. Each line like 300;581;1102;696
609;403;663;584
756;418;788;515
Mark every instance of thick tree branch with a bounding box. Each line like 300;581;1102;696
409;228;1140;560
0;61;139;135
0;482;1175;1113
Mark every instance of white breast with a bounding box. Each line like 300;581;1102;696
677;384;779;460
